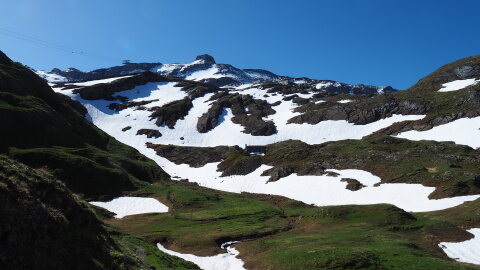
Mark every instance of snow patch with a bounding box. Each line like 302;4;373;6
395;116;480;149
90;197;168;218
157;242;245;270
439;228;480;265
439;78;478;92
338;99;352;103
66;75;134;87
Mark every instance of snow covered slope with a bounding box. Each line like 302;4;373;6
52;81;422;147
49;54;480;215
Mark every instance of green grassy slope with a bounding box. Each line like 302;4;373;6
106;181;480;270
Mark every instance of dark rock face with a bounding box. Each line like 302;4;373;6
197;93;277;136
261;166;295;182
56;93;88;116
149;98;193;128
121;126;131;132
218;156;263;177
341;178;366;191
195;54;216;64
288;95;430;126
49;62;161;82
108;99;158;111
147;143;242;168
174;80;220;99
136;128;162;138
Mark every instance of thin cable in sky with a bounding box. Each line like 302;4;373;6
0;26;121;63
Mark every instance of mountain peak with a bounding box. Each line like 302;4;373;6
195;54;216;64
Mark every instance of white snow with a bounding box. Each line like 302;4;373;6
439;78;478;92
396;116;480;149
186;67;224;81
157;242;245;270
156;162;480;213
156;63;181;73
66;75;134;87
338;99;353;103
36;70;68;83
316;82;334;89
439;228;480;265
90;197;168;218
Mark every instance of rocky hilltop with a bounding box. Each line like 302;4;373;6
38;54;397;94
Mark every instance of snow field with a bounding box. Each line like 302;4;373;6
439;228;480;265
90;197;169;218
157;242;245;270
396;116;480;149
439;78;478;92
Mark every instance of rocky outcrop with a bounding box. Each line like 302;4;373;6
108;99;158;111
197;93;277;136
218;156;263;177
174;80;220;99
288;95;430;126
147;143;243;167
149;97;193;128
136;129;162;138
261;166;295;182
47;62;161;82
341;178;366;191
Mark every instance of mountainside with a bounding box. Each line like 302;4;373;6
3;49;480;269
0;50;200;269
38;54;397;94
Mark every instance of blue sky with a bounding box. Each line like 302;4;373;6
1;0;479;89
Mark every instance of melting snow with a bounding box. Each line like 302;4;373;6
89;197;168;218
439;228;480;265
157;242;245;270
156;162;480;213
439;78;478;92
395;116;480;149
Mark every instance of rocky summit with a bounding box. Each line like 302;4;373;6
2;49;480;270
38;54;397;94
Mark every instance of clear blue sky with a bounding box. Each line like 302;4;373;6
1;0;479;89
